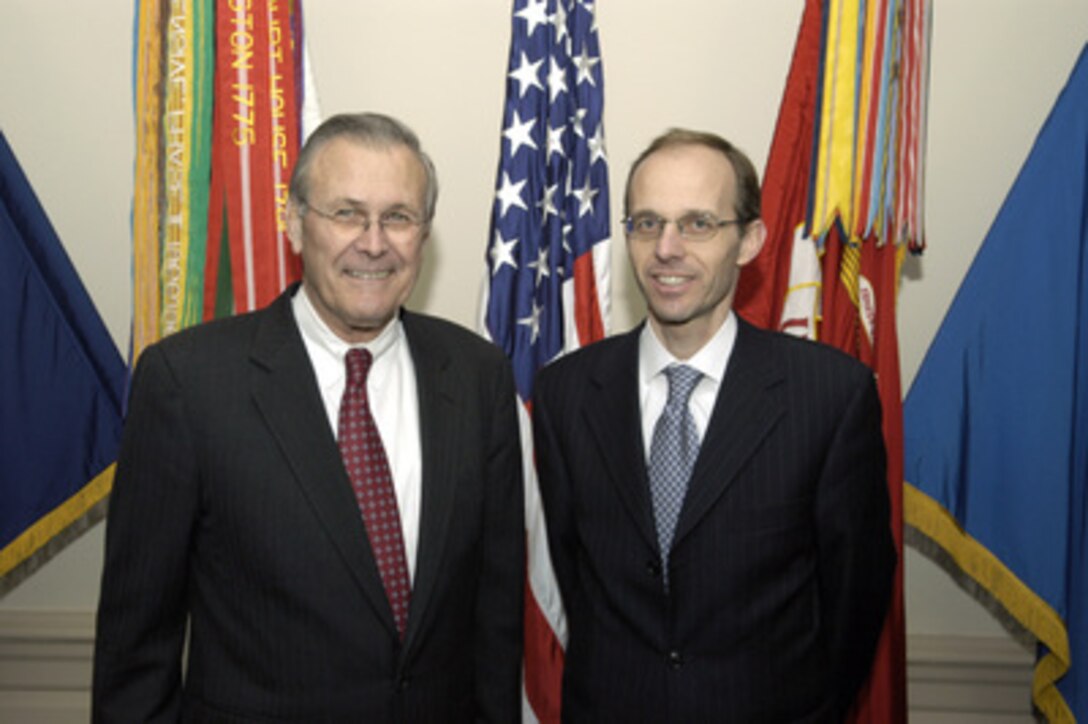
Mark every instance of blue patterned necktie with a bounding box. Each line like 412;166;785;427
647;364;703;586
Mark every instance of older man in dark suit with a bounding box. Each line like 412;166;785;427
93;113;524;723
533;128;894;722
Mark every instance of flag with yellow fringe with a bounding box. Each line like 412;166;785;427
0;132;127;592
904;43;1088;723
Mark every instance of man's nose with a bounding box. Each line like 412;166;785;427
654;222;685;259
352;222;388;254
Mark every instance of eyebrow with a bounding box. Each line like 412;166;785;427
322;198;420;214
629;208;718;217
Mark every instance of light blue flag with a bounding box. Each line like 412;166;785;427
904;44;1088;721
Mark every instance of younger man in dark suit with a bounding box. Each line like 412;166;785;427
93;113;524;723
533;128;894;722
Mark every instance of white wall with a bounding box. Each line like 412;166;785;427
1;0;1086;655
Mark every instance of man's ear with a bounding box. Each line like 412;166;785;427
286;199;304;254
737;218;767;266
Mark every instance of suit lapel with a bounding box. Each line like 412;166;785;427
582;329;661;553
673;320;786;548
248;288;400;638
399;312;458;654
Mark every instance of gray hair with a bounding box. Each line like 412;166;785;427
289;112;439;222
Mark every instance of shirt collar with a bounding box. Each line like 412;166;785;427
639;311;738;386
293;283;402;366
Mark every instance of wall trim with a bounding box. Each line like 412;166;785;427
0;610;1036;722
0;609;95;641
908;633;1034;718
0;610;96;724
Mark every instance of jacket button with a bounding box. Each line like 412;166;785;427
646;560;661;577
397;677;410;691
667;650;683;670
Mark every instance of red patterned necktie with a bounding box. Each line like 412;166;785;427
338;348;411;639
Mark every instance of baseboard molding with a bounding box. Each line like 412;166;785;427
908;633;1035;720
0;610;96;724
0;610;1036;722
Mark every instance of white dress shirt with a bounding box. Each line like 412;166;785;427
292;287;422;582
638;312;739;462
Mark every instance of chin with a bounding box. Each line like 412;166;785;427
649;303;695;325
350;313;393;330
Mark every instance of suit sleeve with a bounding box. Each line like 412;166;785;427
92;344;196;724
473;356;526;723
815;369;896;717
530;367;580;612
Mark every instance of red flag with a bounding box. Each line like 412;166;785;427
735;1;912;721
734;0;823;329
851;237;908;722
211;0;302;318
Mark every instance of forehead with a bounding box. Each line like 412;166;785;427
307;137;426;206
629;143;736;212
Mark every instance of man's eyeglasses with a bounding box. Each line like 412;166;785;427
622;211;747;241
302;202;425;238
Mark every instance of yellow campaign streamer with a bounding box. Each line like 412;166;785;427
803;0;929;252
849;0;881;238
162;0;196;337
132;0;164;363
811;0;861;237
838;241;861;309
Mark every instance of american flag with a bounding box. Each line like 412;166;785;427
479;1;610;721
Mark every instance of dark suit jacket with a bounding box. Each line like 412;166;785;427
532;318;894;723
93;288;524;723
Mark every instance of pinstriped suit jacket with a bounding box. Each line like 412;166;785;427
93;287;524;723
533;318;894;723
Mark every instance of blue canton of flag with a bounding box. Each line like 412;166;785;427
484;0;610;401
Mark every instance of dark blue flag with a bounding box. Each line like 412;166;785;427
904;44;1088;721
0;131;127;591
